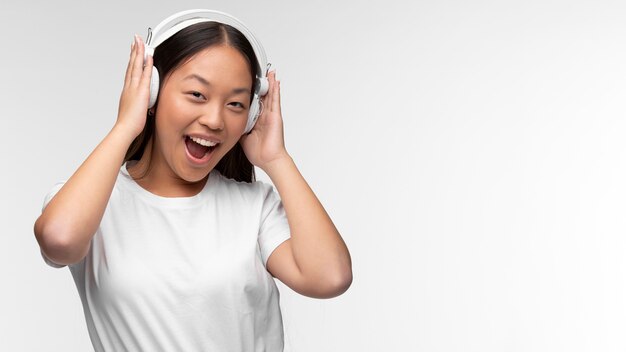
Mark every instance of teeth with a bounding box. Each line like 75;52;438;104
189;136;218;147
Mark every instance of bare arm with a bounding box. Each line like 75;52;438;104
34;35;153;266
240;72;352;298
264;156;353;298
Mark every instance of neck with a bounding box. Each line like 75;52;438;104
127;137;208;198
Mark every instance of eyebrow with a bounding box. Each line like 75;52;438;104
183;74;250;95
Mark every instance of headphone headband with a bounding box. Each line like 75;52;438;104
144;9;270;134
147;10;267;66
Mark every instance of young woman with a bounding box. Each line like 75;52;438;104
34;10;352;351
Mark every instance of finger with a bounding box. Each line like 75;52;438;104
267;70;276;113
274;79;281;114
131;35;145;85
270;71;279;113
268;70;280;112
124;36;138;88
140;53;153;89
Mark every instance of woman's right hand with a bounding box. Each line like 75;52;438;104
35;37;154;266
115;34;153;139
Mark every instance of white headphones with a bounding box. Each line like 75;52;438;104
144;9;270;134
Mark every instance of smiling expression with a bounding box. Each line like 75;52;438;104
139;44;253;193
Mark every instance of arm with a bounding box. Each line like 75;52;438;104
34;35;153;266
240;71;352;298
264;156;353;299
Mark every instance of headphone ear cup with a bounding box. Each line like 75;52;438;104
244;95;261;134
243;78;268;133
148;66;160;108
257;77;269;96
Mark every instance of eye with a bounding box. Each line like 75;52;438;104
188;91;206;100
228;102;246;110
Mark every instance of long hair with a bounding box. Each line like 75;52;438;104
123;22;259;183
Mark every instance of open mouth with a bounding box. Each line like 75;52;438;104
184;135;219;162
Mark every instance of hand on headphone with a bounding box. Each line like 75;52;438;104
115;35;153;140
240;71;289;171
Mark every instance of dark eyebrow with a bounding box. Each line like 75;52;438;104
183;74;251;95
184;73;210;87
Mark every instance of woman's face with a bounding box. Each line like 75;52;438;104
152;44;253;183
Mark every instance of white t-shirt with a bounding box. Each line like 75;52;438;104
40;161;291;352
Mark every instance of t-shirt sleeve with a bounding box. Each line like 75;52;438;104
258;183;291;267
39;181;67;268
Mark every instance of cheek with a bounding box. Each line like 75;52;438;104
225;126;246;150
156;99;191;136
228;113;249;135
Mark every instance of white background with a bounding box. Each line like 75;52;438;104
3;0;626;351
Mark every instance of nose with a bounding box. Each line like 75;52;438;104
198;104;225;131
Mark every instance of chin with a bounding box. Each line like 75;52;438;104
174;162;211;184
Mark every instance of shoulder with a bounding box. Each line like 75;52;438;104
210;172;281;217
212;170;275;200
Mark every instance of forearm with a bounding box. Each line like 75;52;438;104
34;124;135;263
263;155;352;283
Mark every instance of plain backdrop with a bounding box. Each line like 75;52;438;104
3;0;626;351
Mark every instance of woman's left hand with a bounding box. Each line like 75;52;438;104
240;71;290;171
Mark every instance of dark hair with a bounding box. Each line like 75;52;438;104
123;21;259;183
